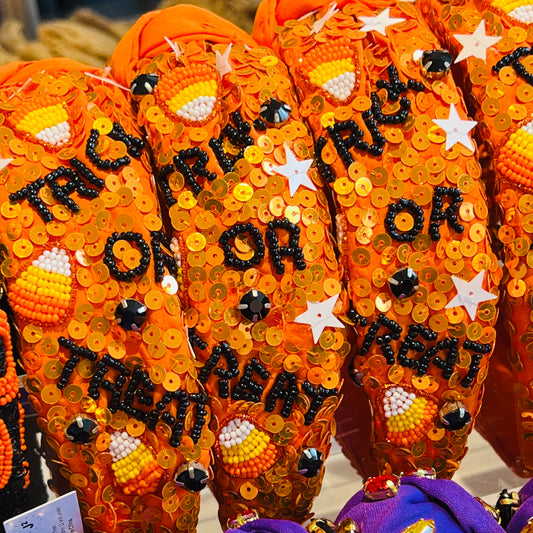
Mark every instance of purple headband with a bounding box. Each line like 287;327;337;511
507;478;533;533
335;475;504;532
225;474;505;533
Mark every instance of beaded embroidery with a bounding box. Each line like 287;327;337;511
381;386;437;446
8;247;73;324
496;119;533;189
217;417;278;477
10;97;71;147
491;0;533;22
156;63;220;124
299;38;359;102
109;431;162;496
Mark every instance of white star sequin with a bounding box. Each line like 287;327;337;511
311;3;339;34
273;146;316;196
215;44;233;77
445;270;497;321
359;8;405;37
432;103;477;151
454;20;501;63
164;36;183;62
0;158;12;172
294;294;345;343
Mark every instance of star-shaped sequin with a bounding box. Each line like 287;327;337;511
445;270;497;321
432;103;477;151
215;44;233;77
359;8;405;36
164;36;183;62
294;294;345;343
454;19;501;63
311;3;339;34
273;146;316;196
0;158;12;171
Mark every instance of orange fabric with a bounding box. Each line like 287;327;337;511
110;4;349;526
418;0;533;477
0;59;210;530
110;4;258;87
254;0;501;477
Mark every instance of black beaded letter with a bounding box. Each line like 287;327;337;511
385;198;424;242
173;147;216;196
231;358;270;403
209;111;254;173
429;186;464;241
9;179;52;222
219;222;265;270
265;218;306;275
104;232;151;282
265;371;299;418
198;342;239;399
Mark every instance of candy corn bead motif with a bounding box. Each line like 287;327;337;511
8;247;73;325
111;5;348;525
0;59;211;532
419;0;533;477
253;0;500;477
10;97;71;147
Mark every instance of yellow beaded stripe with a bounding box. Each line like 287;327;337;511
111;442;155;484
220;428;269;465
218;419;278;478
308;58;355;87
9;265;72;324
491;0;532;13
497;124;533;188
16;103;68;137
166;80;218;116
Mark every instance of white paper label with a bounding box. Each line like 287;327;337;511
3;491;84;533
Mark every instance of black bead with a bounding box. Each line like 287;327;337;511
66;417;98;444
130;73;159;95
238;290;271;322
389;268;419;299
174;461;209;492
260;98;291;125
114;299;147;331
439;401;471;431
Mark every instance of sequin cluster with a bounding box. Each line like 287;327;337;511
260;1;500;478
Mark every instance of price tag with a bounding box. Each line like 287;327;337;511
3;491;84;532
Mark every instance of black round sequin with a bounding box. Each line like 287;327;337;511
238;290;271;322
114;299;147;331
174;461;209;492
297;448;324;477
66;417;98;444
130;73;159;95
389;268;419;299
260;98;291;125
439;401;471;431
421;50;452;79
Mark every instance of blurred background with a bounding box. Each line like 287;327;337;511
0;0;259;68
